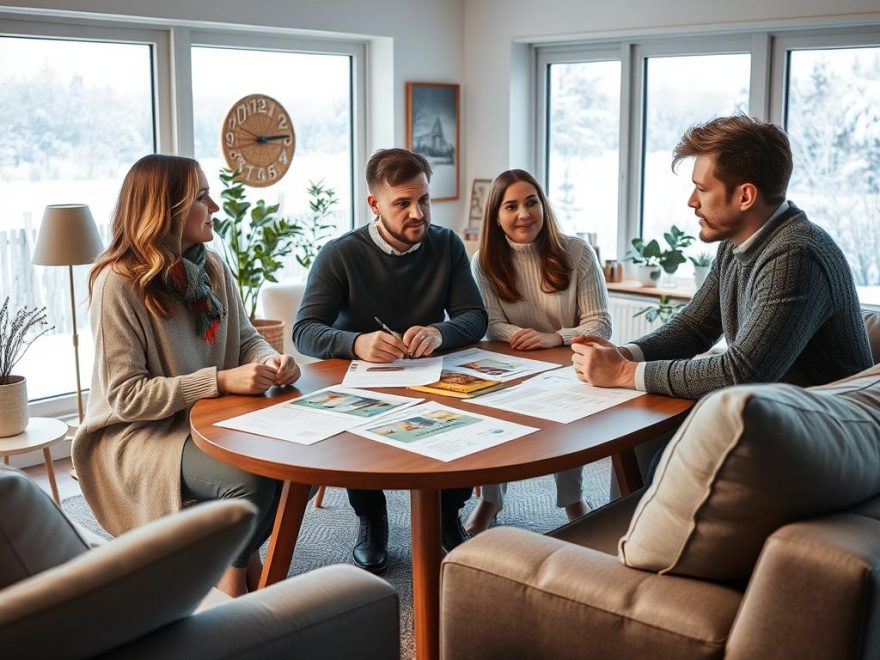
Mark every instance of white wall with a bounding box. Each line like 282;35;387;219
462;0;880;187
0;0;467;228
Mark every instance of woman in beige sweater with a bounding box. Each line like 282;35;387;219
72;154;301;596
467;169;612;534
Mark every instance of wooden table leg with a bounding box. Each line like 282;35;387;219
42;447;60;504
258;481;312;589
411;488;442;660
612;448;644;495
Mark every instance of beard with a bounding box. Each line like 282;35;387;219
378;216;428;247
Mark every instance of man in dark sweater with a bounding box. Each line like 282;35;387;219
294;148;487;572
572;115;871;399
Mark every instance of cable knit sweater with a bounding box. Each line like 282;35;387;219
72;251;277;536
634;203;872;399
471;234;611;344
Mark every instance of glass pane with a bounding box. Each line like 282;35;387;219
191;46;353;281
547;60;621;260
642;53;750;277
786;47;880;304
0;36;154;401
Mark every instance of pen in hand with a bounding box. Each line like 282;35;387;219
373;316;412;358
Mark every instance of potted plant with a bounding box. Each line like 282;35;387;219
214;168;302;351
689;251;714;288
624;225;695;287
0;298;52;437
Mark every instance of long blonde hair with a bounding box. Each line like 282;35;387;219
90;154;216;316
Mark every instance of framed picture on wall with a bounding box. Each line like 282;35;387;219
468;178;492;223
406;82;459;201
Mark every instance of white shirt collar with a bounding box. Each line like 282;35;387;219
733;201;790;254
368;219;422;256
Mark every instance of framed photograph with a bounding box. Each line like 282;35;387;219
406;82;459;201
468;178;492;223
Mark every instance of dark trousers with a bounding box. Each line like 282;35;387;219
347;487;472;518
180;436;281;568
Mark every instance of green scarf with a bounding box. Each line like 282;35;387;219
165;244;225;343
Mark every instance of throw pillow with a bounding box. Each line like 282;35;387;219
619;364;880;580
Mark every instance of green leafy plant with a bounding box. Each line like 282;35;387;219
689;251;714;268
293;180;338;269
214;168;302;319
634;295;685;324
624;225;696;274
0;297;53;383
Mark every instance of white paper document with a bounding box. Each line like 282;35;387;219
214;387;422;445
349;401;538;462
441;348;559;383
341;356;443;388
471;366;646;423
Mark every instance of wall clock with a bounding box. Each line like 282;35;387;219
221;93;295;187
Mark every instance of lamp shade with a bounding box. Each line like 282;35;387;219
32;204;104;266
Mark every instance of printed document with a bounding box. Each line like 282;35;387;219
471;366;646;423
341;356;443;388
215;387;422;445
349;401;538;462
441;348;559;383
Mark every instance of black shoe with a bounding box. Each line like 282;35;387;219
352;513;388;573
441;512;470;553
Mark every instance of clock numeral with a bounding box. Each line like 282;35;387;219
268;165;277;179
236;103;250;125
278;113;288;129
227;116;237;130
278;150;288;165
257;98;267;113
257;168;267;182
268;101;275;117
225;132;235;147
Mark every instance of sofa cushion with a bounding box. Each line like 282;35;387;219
0;499;256;658
0;467;90;590
619;364;880;580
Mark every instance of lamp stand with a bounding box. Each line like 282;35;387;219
68;264;84;423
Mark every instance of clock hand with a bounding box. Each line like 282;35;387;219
256;134;291;143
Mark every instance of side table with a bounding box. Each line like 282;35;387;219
0;417;68;504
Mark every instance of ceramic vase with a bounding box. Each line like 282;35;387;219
0;375;28;437
636;265;661;288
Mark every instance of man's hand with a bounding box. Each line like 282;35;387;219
571;339;637;389
402;325;443;358
262;354;301;386
217;363;277;395
354;331;408;362
509;328;563;350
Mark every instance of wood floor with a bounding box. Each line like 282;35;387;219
24;456;82;501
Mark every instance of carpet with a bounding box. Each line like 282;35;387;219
62;458;613;659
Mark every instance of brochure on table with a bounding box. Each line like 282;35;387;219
214;387;423;445
349;401;538;462
471;366;646;423
441;348;559;383
341;356;443;388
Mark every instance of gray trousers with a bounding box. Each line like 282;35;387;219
180;436;281;568
480;466;584;510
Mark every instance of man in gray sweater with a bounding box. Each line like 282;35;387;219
294;148;487;572
572;115;871;399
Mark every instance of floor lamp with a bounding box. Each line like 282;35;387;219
32;204;104;423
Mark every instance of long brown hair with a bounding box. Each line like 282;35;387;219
89;154;216;316
478;170;571;303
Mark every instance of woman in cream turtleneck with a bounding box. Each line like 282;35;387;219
466;169;612;534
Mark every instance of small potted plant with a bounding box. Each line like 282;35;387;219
689;251;714;288
0;298;53;437
634;295;686;325
624;225;695;287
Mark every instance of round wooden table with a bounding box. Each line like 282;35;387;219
0;417;68;504
191;343;693;660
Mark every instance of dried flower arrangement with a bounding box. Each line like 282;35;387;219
0;297;53;384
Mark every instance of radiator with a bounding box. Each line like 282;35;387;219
608;295;663;345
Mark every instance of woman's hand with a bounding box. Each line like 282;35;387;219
217;363;277;395
509;328;564;350
263;354;301;386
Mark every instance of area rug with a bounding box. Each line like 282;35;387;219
62;459;613;659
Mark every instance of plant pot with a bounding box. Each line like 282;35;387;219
635;265;662;288
252;318;285;353
0;375;28;437
693;266;711;288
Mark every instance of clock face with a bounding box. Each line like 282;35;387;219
221;94;295;187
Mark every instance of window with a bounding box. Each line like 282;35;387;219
538;28;880;303
0;32;156;404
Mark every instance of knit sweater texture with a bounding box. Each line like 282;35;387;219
72;251;276;536
471;234;612;344
635;203;872;399
293;224;488;358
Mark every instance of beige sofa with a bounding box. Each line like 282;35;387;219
0;467;399;659
441;315;880;659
